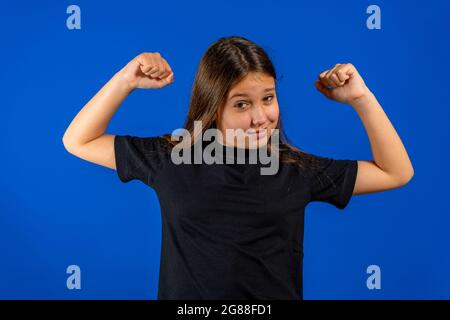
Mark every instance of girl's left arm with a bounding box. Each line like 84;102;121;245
315;63;414;195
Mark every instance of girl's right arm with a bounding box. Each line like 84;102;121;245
62;52;174;170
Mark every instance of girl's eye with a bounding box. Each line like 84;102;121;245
264;95;274;103
234;96;273;110
234;102;248;110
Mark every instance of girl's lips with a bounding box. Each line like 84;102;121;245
256;129;267;139
247;127;268;133
247;128;267;139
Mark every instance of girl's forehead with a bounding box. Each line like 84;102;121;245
228;75;276;99
233;72;274;88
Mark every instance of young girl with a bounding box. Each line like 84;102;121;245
62;36;414;300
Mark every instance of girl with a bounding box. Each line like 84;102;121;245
62;36;414;300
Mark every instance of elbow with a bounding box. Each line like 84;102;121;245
62;138;73;155
62;132;70;152
62;132;78;155
395;166;415;187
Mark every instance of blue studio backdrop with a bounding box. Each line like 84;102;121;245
1;1;449;299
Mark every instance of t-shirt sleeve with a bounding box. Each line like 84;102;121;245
307;153;358;210
114;134;170;187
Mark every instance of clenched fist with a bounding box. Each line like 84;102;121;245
315;63;370;105
118;52;175;90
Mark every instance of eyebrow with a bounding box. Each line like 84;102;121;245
229;87;275;99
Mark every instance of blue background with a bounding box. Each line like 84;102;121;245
1;0;449;299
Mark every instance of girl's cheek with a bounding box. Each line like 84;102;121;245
225;114;252;131
266;105;280;123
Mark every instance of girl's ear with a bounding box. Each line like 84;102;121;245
215;108;222;129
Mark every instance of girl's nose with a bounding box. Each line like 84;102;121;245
251;104;267;127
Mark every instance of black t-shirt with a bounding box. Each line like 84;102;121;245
114;134;358;300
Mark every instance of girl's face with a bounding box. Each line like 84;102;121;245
216;72;280;149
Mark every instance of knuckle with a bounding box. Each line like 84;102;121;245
143;55;154;64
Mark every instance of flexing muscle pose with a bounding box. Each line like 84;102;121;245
63;36;413;300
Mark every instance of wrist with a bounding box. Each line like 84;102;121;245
350;89;375;109
113;70;137;93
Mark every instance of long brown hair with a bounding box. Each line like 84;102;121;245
161;35;318;170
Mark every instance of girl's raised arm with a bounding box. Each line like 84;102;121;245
62;52;174;170
315;63;414;195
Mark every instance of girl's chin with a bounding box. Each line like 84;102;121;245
243;135;270;149
219;130;273;149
